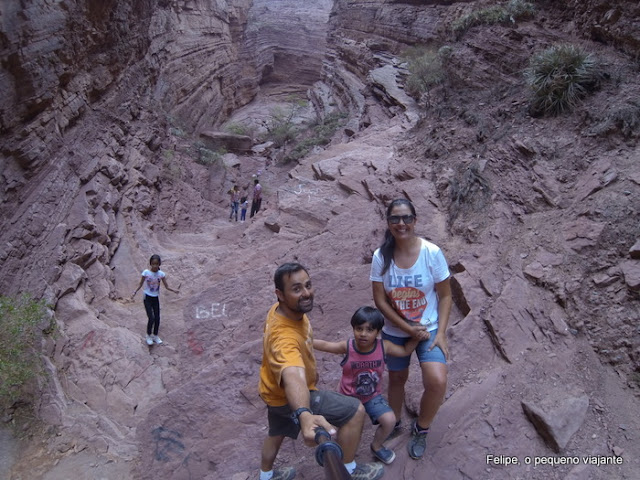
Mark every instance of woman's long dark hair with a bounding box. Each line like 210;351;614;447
379;198;417;275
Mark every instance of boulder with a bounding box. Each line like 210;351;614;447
200;131;253;153
621;260;640;290
522;393;589;452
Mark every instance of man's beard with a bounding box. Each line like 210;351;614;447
296;297;313;313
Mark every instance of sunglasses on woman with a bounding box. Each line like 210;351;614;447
387;214;415;224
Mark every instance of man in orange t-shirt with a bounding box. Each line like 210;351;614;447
257;263;384;480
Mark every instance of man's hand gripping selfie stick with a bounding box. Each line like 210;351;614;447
314;427;351;480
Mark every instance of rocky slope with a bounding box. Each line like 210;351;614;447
0;1;639;479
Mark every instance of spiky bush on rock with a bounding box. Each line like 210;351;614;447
525;43;604;116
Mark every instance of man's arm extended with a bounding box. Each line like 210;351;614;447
281;367;336;446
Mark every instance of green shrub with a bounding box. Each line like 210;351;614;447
187;141;225;166
160;149;184;179
438;45;454;60
0;295;51;404
452;0;536;36
169;127;186;138
166;114;188;138
285;137;325;163
162;157;182;180
312;112;348;139
162;149;175;161
283;112;347;163
269;122;298;148
525;43;603;116
588;100;640;139
197;146;224;166
508;0;537;17
225;122;249;136
263;106;299;147
262;97;312;148
404;46;447;98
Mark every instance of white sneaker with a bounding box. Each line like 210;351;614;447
146;335;154;345
153;335;163;345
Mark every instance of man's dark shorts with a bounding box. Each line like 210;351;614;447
267;390;360;438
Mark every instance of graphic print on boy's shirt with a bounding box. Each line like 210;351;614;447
349;358;383;397
387;273;428;322
355;370;380;397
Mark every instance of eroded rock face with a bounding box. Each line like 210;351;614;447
0;0;155;169
248;0;333;91
1;1;640;480
147;0;256;132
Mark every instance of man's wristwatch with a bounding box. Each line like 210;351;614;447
291;407;312;425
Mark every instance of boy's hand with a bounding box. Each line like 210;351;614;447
408;324;430;341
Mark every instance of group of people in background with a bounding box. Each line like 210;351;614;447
229;178;263;222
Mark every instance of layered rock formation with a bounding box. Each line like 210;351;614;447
247;0;333;91
0;1;639;479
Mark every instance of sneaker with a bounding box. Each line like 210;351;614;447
146;335;153;346
270;466;296;480
371;445;396;464
408;419;429;460
153;335;163;345
350;462;384;480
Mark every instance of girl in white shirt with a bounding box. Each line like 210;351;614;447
132;254;179;345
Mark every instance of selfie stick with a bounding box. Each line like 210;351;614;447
314;427;351;480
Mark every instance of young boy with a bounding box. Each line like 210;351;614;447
240;196;249;222
313;306;426;464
